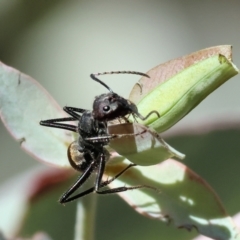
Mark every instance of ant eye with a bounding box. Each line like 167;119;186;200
103;105;110;112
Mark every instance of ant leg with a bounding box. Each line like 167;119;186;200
94;152;106;191
136;110;160;121
122;116;130;123
95;158;157;195
85;128;148;143
40;106;88;132
64;106;86;113
59;160;96;204
96;184;157;195
63;106;86;119
40;117;77;132
99;163;136;187
61;163;158;202
59;163;137;202
59;149;107;204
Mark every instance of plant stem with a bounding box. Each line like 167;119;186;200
74;188;97;240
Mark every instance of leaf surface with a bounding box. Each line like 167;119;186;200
0;62;74;166
106;159;240;240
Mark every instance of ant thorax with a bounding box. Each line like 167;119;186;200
77;110;108;139
77;110;98;137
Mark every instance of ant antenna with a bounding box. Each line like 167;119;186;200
90;74;113;93
90;71;150;93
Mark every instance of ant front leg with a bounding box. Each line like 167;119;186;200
135;110;160;121
63;106;87;119
40;116;78;132
40;106;89;132
85;128;148;143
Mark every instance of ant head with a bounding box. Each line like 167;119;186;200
90;71;149;121
92;92;138;121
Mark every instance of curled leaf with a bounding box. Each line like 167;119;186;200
129;46;238;132
130;45;232;104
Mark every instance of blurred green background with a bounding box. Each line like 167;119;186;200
0;0;240;239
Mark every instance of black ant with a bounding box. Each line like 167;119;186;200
40;71;159;204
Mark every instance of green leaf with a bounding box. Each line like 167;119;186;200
129;46;238;132
106;159;240;240
0;62;74;167
130;45;233;104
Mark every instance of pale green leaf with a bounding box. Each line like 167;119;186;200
106;159;240;240
128;46;238;132
130;45;232;104
0;62;73;167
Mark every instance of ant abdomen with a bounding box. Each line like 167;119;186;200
67;141;87;172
